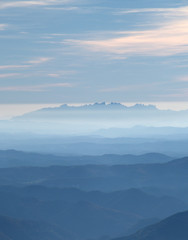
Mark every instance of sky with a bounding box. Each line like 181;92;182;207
1;0;188;116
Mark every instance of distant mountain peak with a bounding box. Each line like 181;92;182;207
94;102;106;105
13;102;160;124
130;104;157;110
56;102;158;110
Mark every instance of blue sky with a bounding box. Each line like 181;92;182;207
1;0;188;109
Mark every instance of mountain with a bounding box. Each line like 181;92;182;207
0;215;72;240
116;210;188;240
15;103;158;118
0;156;188;191
0;186;186;239
0;186;185;219
95;126;188;138
1;103;188;136
0;155;188;239
1;133;188;156
0;149;173;168
3;102;188;135
11;102;160;126
0;188;141;239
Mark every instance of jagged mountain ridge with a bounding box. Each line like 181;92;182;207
34;102;159;111
9;102;188;133
13;102;161;120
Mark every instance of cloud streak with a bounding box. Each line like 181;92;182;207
26;57;53;64
0;83;73;92
177;76;188;82
0;57;52;71
0;73;20;78
100;82;162;93
0;65;30;70
0;24;8;31
0;0;74;9
116;6;188;16
64;6;188;58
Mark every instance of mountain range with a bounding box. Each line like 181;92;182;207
15;103;159;117
0;150;173;168
1;209;188;240
116;210;188;240
1;102;187;135
0;155;188;192
0;215;72;240
0;185;186;240
0;151;188;239
1;133;188;156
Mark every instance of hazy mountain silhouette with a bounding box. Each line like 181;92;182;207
15;103;158;119
0;215;73;240
95;126;188;138
0;156;188;191
0;186;185;219
1;132;188;157
3;102;188;135
116;210;188;240
0;188;141;239
0;153;188;239
0;149;172;168
0;186;186;239
125;218;160;236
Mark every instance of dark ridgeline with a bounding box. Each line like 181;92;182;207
0;185;186;239
0;150;173;168
0;215;73;240
0;123;188;240
0;156;188;192
2;131;188;156
115;211;188;240
0;155;187;239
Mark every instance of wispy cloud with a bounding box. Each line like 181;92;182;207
0;65;30;70
100;86;133;93
26;57;53;64
100;82;160;93
0;0;74;9
0;57;53;71
177;76;188;82
0;24;8;31
47;70;76;78
45;6;79;11
64;6;188;58
0;83;73;92
0;73;20;78
154;88;188;100
48;73;60;78
116;6;188;16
